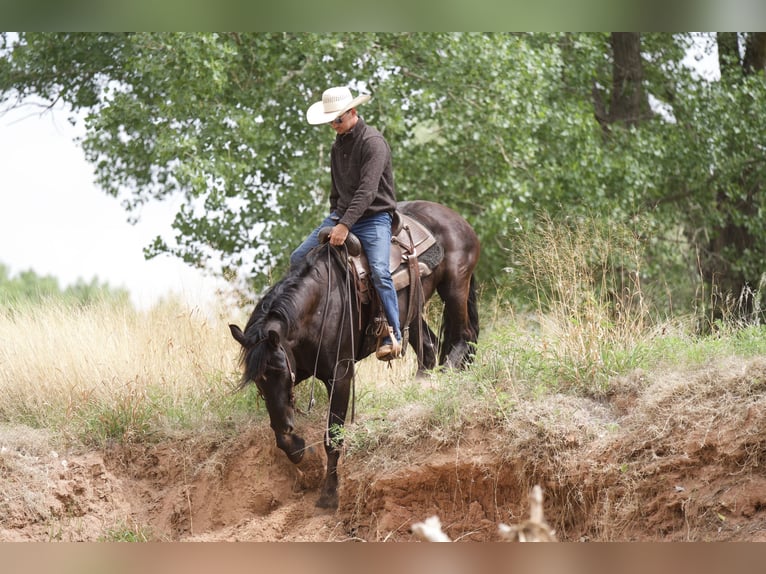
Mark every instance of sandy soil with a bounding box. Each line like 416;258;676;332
3;360;766;542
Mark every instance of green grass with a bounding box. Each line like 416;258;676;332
648;323;766;366
98;522;154;542
344;318;766;459
3;298;765;461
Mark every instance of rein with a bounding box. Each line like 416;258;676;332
306;243;359;447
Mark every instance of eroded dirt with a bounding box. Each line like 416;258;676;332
3;360;766;542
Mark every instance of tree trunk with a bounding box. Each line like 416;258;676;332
702;33;765;323
717;32;741;81
743;32;766;74
608;33;647;127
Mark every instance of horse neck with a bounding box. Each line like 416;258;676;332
294;249;360;366
265;265;334;349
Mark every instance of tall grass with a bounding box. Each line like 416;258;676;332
508;214;661;394
0;297;253;445
4;217;766;452
347;214;766;458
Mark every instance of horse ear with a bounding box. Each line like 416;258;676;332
229;324;248;346
267;329;281;347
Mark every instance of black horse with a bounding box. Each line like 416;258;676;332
229;200;480;509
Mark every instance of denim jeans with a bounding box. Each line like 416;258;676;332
290;212;402;340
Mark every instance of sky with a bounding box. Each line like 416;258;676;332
0;104;226;310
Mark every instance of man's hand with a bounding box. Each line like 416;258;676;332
328;223;350;246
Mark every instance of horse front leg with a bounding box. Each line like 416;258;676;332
316;374;351;510
317;445;341;509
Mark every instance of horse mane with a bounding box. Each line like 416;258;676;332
238;243;350;386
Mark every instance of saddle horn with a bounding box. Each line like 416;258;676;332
317;226;362;257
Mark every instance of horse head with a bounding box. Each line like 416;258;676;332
229;323;305;463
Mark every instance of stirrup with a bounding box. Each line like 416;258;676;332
376;327;402;361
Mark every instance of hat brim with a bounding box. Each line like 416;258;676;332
306;94;371;125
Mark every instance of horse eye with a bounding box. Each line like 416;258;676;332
254;376;269;395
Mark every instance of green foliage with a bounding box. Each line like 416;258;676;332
484;215;665;395
2;32;765;311
76;388;155;445
98;522;153;542
72;379;273;447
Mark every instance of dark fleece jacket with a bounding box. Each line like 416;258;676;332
330;117;396;229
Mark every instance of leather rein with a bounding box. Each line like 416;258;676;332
304;241;359;447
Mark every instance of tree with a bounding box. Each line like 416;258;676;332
0;262;129;306
2;32;765;322
592;32;651;130
1;32;581;290
699;32;766;316
581;32;766;321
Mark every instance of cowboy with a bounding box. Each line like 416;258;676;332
290;86;402;361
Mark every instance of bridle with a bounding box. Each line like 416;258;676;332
246;336;296;404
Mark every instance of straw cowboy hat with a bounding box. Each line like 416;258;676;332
306;86;371;125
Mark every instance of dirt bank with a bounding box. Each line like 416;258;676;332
3;359;766;542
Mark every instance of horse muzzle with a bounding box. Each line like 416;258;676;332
275;431;306;464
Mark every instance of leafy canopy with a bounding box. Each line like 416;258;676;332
2;32;764;309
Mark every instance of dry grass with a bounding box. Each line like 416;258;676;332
0;294;435;447
509;214;661;393
0;425;61;530
0;298;244;443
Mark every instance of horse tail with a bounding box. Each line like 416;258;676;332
467;274;480;343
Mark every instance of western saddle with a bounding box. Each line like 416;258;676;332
318;210;443;356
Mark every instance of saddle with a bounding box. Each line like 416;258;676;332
346;211;441;303
318;211;444;356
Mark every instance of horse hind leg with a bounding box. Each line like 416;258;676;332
438;275;479;369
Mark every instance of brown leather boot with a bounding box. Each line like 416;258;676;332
376;327;402;361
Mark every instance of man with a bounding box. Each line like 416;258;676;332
290;86;402;360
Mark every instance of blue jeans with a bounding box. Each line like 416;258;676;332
290;212;402;340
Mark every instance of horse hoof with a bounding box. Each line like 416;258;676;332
315;493;338;510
